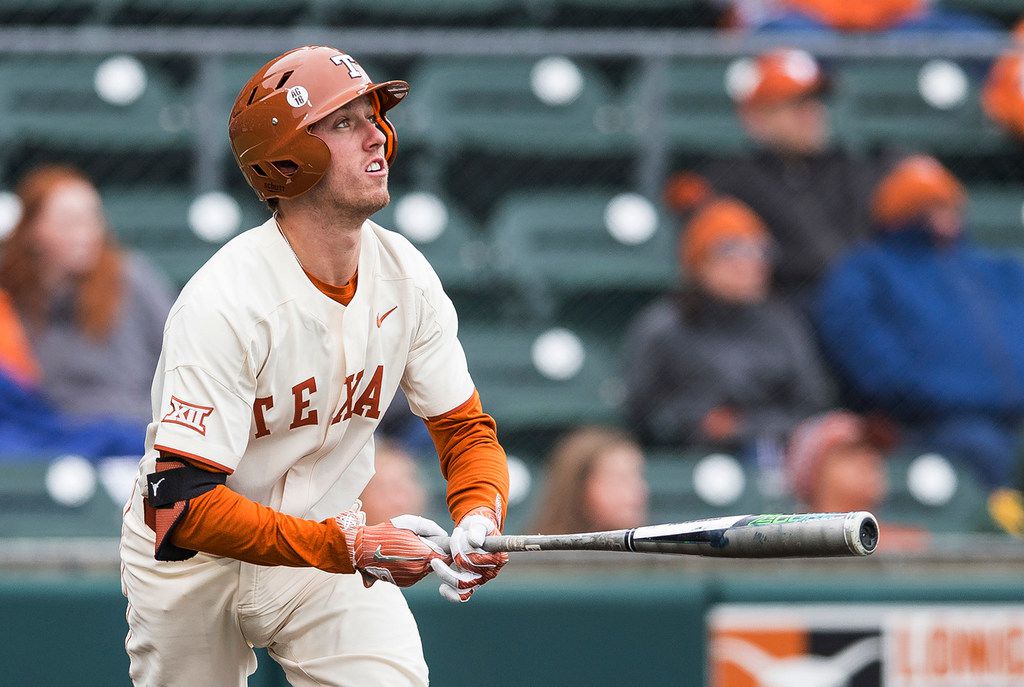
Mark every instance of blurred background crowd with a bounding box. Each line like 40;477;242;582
3;0;1024;558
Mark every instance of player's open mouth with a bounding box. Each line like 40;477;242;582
365;159;386;175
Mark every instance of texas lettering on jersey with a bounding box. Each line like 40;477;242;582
251;364;385;439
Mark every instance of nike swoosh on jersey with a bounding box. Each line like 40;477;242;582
376;306;398;328
373;544;425;563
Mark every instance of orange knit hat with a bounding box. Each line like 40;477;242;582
982;21;1024;140
729;48;826;108
871;155;966;227
681;198;770;271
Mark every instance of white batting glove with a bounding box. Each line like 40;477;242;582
430;506;508;603
336;502;452;589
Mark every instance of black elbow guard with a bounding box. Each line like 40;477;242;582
143;456;227;562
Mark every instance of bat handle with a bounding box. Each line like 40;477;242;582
426;534;511;554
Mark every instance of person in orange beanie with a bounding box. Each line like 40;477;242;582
624;197;833;458
699;48;894;305
982;20;1024;140
814;156;1024;536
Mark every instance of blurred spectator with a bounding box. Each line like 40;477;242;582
787;410;928;551
0;165;174;425
743;0;998;33
0;287;143;460
697;48;893;304
378;389;435;456
624;198;832;454
814;156;1024;533
358;438;429;525
982;20;1024;141
531;426;648;534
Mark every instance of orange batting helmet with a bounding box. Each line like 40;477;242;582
228;46;409;201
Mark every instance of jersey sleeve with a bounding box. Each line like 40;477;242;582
152;302;258;473
400;263;475;419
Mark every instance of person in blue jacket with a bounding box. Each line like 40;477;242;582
815;155;1024;535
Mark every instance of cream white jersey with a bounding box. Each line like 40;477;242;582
132;217;474;522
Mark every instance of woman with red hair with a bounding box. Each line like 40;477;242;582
0;165;174;426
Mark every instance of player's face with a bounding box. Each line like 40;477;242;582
308;95;391;218
584;445;649;531
32;180;106;278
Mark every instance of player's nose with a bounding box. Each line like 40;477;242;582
364;120;387;150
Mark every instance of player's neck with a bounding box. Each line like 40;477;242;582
275;210;362;286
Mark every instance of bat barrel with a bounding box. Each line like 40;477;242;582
627;511;879;558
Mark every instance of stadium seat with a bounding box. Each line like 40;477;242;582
0;458;124;538
939;0;1024;20
965;184;1024;251
118;0;308;25
309;0;517;24
0;56;190;154
622;59;750;154
458;323;623;434
371;190;519;322
371;190;490;292
877;454;988;532
488;189;678;323
402;57;633;157
831;58;1007;154
102;187;268;288
644;450;767;524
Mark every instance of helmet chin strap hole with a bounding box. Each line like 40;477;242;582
271;159;300;177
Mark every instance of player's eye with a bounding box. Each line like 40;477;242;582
334;117;350;129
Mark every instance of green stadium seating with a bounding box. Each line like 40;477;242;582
459;323;622;433
0;56;189;153
0;0;125;24
310;0;516;22
644;450;770;524
102;187;269;288
371;190;490;293
402;57;632;157
119;0;308;24
939;0;1024;20
622;59;749;154
0;459;123;538
878;454;989;532
488;189;678;320
831;59;1008;154
966;184;1024;250
370;189;521;323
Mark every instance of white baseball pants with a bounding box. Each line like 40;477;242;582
120;497;429;686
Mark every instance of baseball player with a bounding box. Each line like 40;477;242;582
119;46;510;686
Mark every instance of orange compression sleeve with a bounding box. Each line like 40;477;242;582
424;390;510;527
169;482;354;574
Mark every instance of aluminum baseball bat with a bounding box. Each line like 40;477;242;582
435;511;878;558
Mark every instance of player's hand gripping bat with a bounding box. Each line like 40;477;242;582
432;511;878;558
